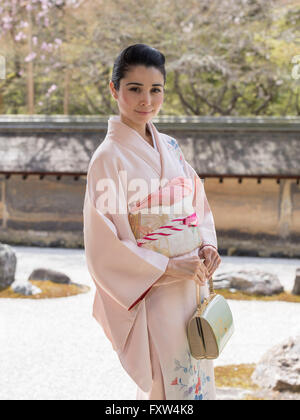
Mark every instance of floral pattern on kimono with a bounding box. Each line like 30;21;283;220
166;138;185;169
170;349;213;400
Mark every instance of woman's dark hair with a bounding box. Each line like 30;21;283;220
111;44;166;91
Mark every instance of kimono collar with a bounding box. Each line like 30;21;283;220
106;115;162;177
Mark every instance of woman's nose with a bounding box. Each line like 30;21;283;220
140;93;151;106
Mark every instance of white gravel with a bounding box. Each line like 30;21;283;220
0;246;299;400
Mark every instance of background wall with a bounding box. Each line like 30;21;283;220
0;115;299;257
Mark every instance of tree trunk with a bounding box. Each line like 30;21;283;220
63;68;70;114
0;92;4;114
27;6;34;115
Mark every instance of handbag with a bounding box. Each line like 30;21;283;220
187;275;234;360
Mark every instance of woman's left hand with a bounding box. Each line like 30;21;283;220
198;246;221;279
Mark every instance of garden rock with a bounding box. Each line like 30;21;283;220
292;268;300;295
213;269;284;296
28;268;71;284
0;243;17;291
13;282;42;296
251;336;300;393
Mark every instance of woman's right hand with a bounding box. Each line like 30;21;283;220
163;256;210;286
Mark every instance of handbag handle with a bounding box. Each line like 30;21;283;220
196;276;215;308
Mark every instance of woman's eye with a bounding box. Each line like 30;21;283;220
129;87;161;93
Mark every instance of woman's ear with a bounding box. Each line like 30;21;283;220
109;80;118;100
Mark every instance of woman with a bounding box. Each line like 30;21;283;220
83;44;221;400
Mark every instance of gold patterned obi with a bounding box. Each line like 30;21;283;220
128;177;203;258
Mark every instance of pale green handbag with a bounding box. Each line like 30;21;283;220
187;276;234;360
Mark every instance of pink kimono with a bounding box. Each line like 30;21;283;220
83;115;218;400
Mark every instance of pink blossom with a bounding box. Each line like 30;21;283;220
24;52;37;62
2;16;13;24
41;41;53;52
15;31;27;42
46;84;58;97
3;23;12;30
19;20;29;28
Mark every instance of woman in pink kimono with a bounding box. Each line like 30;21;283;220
83;44;221;400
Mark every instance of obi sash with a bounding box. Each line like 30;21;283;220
128;176;203;258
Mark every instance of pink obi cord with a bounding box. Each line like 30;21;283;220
173;212;198;226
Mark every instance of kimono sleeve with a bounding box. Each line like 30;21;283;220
183;159;218;251
83;155;170;312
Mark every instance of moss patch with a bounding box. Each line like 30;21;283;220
0;280;90;299
215;364;268;400
242;393;267;400
215;363;259;390
216;289;300;303
215;364;300;400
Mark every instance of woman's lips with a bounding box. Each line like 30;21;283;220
136;110;153;114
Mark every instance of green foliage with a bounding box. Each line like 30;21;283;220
0;0;299;116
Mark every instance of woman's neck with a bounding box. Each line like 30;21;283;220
120;114;153;146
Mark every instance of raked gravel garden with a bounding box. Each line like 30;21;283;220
0;246;299;400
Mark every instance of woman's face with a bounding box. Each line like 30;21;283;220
110;65;165;126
